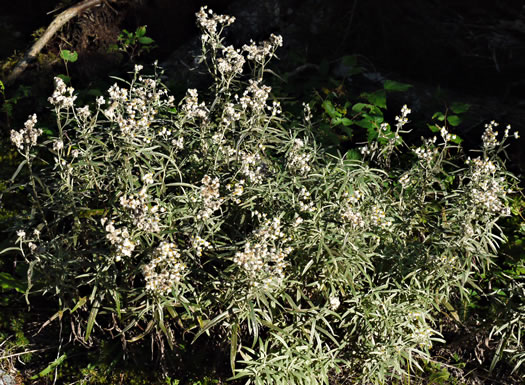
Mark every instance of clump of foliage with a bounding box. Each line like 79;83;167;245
2;6;523;384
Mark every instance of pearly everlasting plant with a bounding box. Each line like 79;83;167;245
5;6;521;385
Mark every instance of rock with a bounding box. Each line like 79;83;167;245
0;369;16;385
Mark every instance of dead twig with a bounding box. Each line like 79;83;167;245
5;0;107;85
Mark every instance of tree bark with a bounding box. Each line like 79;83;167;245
5;0;107;85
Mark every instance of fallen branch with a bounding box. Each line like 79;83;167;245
5;0;106;85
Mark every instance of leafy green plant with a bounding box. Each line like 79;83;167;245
110;25;155;61
58;48;78;84
1;6;522;384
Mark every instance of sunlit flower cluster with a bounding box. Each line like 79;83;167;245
413;142;437;163
341;207;364;228
287;138;313;175
197;175;223;220
298;186;316;213
222;102;241;125
240;152;266;184
217;45;245;76
370;206;392;229
48;77;77;108
10;114;42;151
342;190;362;204
238;80;271;112
226;179;245;204
119;186;162;233
192;235;211;257
395;104;411;128
411;326;433;349
242;33;283;65
399;174;411;188
481;121;499;150
182;89;209;120
102;218;136;261
234;217;290;289
466;157;510;215
196;6;235;36
439;125;457;142
329;296;341;310
143;241;186;295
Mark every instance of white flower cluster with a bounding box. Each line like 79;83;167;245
242;33;283;65
411;326;433;349
196;6;235;36
234;217;290;289
466;157;510;215
76;105;91;121
439;125;457;142
48;77;77;108
341;190;364;228
503;124;520;139
192;235;211;257
197;175;223;220
481;121;520;151
119;186;162;233
10;114;42;151
222;102;241;126
102;71;174;142
303;102;312;123
240;152;266;184
298;186;316;213
226;179;245;204
238;80;271;112
341;208;364;228
481;121;499;150
102;218;135;261
438;254;458;265
370;206;392;229
329;296;341;310
15;229;39;253
287;138;313;175
399;174;412;188
182;89;209;120
143;241;186;295
395;105;411;128
413;137;438;163
53;139;64;152
217;45;245;76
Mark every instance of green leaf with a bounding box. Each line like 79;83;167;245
135;26;147;38
322;100;338;118
345;149;361;160
432;112;445;121
427;124;440;133
341;55;357;67
447;115;461;126
352;103;368;113
0;272;25;292
384;80;412;92
138;36;154;45
30;354;67;379
355;118;374;130
450;102;470;114
85;300;100;340
60;49;78;63
360;90;386;109
367;126;378;141
230;322;239;374
340;118;353;126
